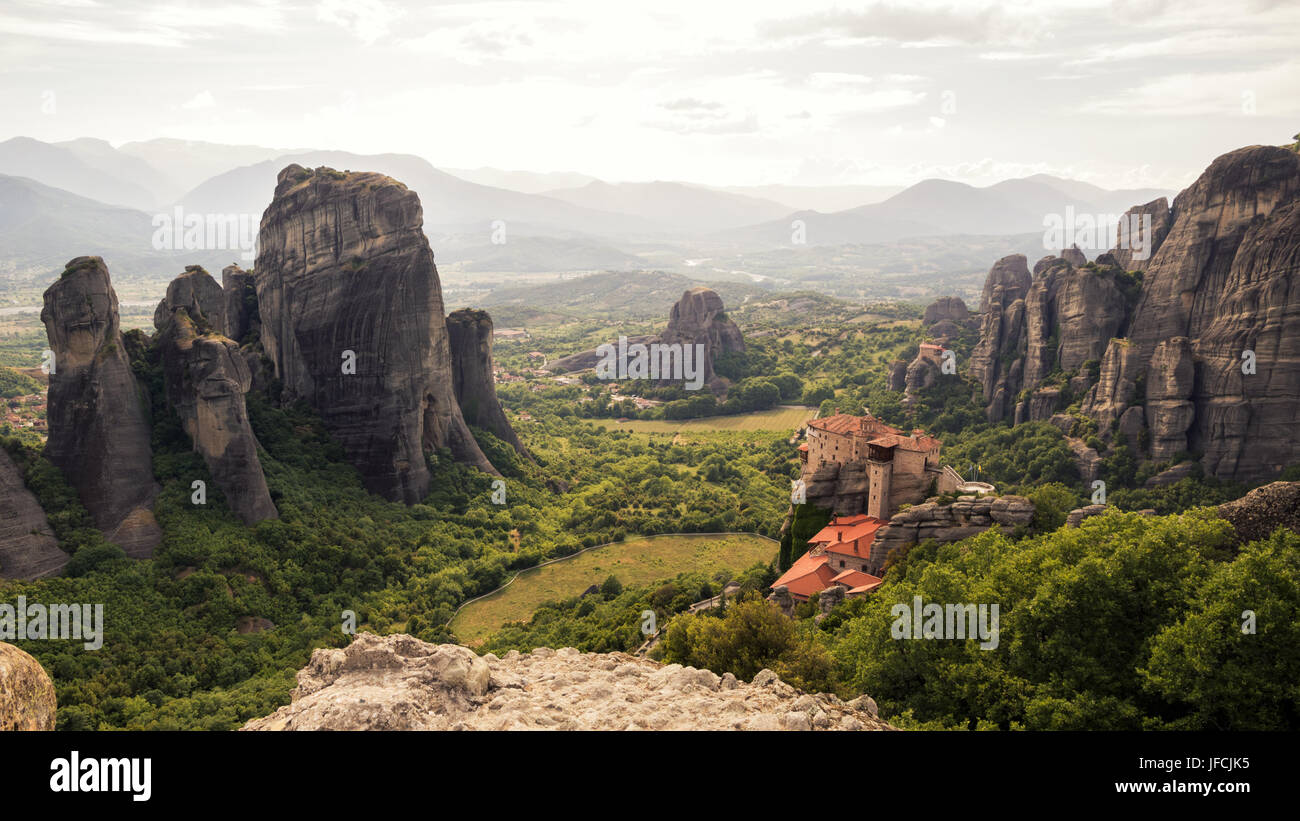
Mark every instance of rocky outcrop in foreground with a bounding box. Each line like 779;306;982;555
243;632;894;731
41;257;161;557
155;267;277;526
0;450;67;580
256;165;495;502
445;308;528;458
0;642;56;731
869;494;1034;575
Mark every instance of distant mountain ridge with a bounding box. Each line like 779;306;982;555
717;175;1174;248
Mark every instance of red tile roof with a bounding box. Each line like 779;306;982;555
830;568;881;588
866;433;940;453
847;580;884;596
772;552;837;600
807;413;864;435
811;516;886;555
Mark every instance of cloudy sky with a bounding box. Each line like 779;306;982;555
2;0;1297;189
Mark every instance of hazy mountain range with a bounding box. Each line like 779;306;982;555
0;135;1174;301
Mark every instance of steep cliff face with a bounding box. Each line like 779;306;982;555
255;165;495;503
0;449;67;580
445;308;528;458
1090;146;1300;477
1128;146;1300;359
968;254;1032;421
1188;195;1300;478
242;632;894;731
970;144;1300;481
659;286;745;387
41;256;161;557
155;267;277;526
221;263;258;344
970;250;1130;424
1108;197;1171;272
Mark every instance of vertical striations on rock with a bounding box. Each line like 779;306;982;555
0;449;67;580
445;308;529;459
969;143;1300;482
1109;197;1171;272
222;263;258;344
155;267;278;526
255;165;495;503
659;287;745;388
41;256;161;557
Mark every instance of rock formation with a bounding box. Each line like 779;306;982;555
155;267;277;526
0;642;56;731
546;287;745;392
802;461;870;517
659;286;746;388
242;632;894;731
41;256;161;557
222;263;258;343
887;359;908;392
969;144;1300;482
445;308;528;458
154;264;225;334
0;450;67;580
868;494;1034;575
1217;481;1300;544
969;250;1129;424
255;165;495;503
969;254;1032;421
923;296;969;326
1108;197;1171;272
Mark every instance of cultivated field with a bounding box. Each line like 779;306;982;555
592;405;815;434
451;533;778;642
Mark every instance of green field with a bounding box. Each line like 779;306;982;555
592;405;815;434
451;533;778;642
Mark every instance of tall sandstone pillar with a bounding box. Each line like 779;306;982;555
41;256;161;557
255;165;495;504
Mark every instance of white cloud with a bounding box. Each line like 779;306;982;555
180;91;217;110
316;0;402;44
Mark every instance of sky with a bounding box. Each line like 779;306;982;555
1;0;1297;189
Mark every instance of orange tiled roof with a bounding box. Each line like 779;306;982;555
867;433;940;453
807;413;863;435
830;569;881;588
811;516;886;551
847;580;884;596
809;514;872;544
772;552;837;600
